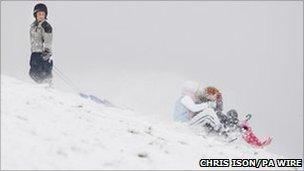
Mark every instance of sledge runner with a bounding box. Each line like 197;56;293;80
29;3;53;85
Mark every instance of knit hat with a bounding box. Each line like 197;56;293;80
33;3;48;19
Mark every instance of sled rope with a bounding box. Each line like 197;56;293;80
53;68;76;90
52;65;116;107
53;64;81;92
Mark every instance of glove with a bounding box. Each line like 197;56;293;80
208;101;217;109
42;49;52;61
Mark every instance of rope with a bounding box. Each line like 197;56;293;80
53;69;76;90
51;64;117;108
53;64;81;93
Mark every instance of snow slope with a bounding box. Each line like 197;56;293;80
1;75;285;170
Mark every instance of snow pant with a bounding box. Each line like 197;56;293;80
29;52;53;83
189;108;222;130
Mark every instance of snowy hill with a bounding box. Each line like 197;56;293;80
1;75;285;170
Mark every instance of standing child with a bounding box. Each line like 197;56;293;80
29;3;53;84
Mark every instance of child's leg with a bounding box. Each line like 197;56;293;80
42;59;53;84
29;53;44;83
189;108;222;128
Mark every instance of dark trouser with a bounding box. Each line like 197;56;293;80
29;52;53;84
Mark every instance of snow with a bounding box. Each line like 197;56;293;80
1;75;289;170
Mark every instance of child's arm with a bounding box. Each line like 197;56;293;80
41;21;53;58
181;96;211;113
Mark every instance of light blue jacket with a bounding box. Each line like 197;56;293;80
172;97;190;122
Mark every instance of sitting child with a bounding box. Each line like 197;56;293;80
172;81;221;131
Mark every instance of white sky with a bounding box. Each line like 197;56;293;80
1;1;303;158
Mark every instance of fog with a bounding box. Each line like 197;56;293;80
1;1;303;158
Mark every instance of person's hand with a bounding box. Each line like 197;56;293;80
208;101;217;109
42;49;51;61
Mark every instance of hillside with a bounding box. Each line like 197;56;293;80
1;75;283;170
